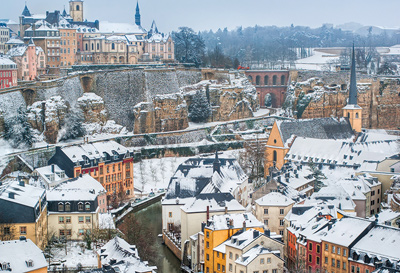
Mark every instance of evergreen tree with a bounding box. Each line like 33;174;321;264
188;90;212;123
308;160;326;192
4;107;33;148
58;108;86;141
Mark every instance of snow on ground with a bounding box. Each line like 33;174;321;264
99;212;116;230
253;108;271;117
295;49;340;71
49;241;98;269
134;150;241;195
0;138;25;174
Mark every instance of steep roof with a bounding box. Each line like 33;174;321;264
165;156;247;200
348;44;358;105
0;180;45;208
255;192;295;207
21;4;31;17
277;117;354;145
0;239;47;273
181;193;245;213
206;213;263;231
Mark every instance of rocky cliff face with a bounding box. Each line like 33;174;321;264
133;71;259;134
27;96;69;143
284;72;400;129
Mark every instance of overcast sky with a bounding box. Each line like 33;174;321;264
2;0;400;33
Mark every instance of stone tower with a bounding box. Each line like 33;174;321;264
342;44;362;133
135;1;141;26
69;0;84;22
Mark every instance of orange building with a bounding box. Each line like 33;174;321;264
203;213;264;273
49;141;134;201
59;27;77;67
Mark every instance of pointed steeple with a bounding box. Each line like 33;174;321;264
213;151;221;174
348;43;358;105
28;37;35;46
62;6;68;17
135;1;141;26
22;3;31;17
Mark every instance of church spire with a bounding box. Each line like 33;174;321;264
135;1;141;26
22;3;31;17
348;43;358;105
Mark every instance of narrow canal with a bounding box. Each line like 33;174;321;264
131;201;182;273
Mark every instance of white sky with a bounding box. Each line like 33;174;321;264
2;0;400;33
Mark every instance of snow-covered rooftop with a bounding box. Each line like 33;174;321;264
255;192;295;207
99;21;147;34
318;217;372;247
206;213;263;231
0;239;47;273
0;180;45;208
181;193;245;213
351;225;400;261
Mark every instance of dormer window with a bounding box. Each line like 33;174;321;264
85;202;91;211
1;262;10;270
26;259;34;267
58;202;64;212
78;202;84;211
65;202;71;212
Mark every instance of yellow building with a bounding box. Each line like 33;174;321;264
0;239;48;273
319;217;373;273
214;228;284;273
264;118;354;176
0;180;48;250
203;213;264;273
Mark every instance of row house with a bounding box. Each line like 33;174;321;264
0;57;17;89
0;179;48;250
47;177;101;240
0;24;10;54
212;228;284;273
6;38;46;81
24;20;61;75
203;213;264;273
49;140;134;200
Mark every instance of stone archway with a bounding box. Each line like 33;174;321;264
21;88;36;106
80;75;94;93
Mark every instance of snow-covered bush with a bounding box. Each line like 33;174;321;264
188;90;211;123
4;107;33;148
58;108;86;141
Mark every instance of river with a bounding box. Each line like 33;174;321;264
131;201;182;273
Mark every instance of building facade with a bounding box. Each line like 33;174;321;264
0;25;10;54
0;57;17;89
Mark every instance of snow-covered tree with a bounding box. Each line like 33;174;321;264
58;108;86;141
172;27;205;66
188;90;212;123
308;160;326;192
4;107;33;148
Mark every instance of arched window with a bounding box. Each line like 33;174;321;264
281;75;286;85
273;75;277;85
256;76;261;85
58;202;64;212
273;150;277;162
97;43;99;50
347;113;350;118
111;43;115;50
78;202;84;211
65;202;71;212
91;43;94;50
356;113;359;118
85;43;88;51
264;75;269;85
85;202;91;211
76;5;80;11
248;75;253;83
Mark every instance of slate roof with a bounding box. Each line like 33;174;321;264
181;193;245;213
277;117;354;145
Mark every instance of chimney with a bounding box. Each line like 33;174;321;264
264;229;270;237
243;221;246;231
206;206;210;221
79;173;83;178
19;180;25;187
201;222;206;232
225;206;228;214
51;164;55;173
8;192;15;199
175;181;180;196
19;236;27;241
253;230;259;239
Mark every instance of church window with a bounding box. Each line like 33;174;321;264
256;75;260;85
112;43;115;50
264;75;269;85
281;75;286;85
76;5;80;11
347;113;350;118
356;113;359;118
273;75;277;85
273;150;277;162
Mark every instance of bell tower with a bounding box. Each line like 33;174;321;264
69;0;84;22
342;44;362;133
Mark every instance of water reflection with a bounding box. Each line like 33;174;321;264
132;201;182;273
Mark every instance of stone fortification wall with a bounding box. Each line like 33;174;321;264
287;71;400;129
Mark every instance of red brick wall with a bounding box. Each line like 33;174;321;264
245;70;289;107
